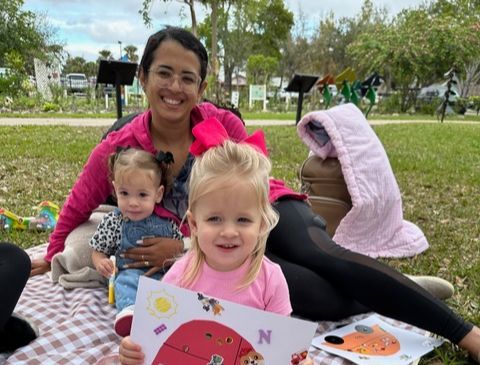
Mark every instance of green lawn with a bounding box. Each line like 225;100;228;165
1;110;480;123
0;123;479;364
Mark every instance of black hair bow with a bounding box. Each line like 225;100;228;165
156;151;174;165
115;145;131;154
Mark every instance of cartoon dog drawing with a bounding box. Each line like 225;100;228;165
197;293;225;316
239;350;265;365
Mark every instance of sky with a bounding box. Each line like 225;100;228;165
23;0;427;62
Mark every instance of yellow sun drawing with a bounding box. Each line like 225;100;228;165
146;290;178;319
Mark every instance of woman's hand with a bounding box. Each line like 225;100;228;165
122;237;184;277
119;336;144;365
30;258;51;277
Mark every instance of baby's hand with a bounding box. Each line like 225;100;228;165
95;257;114;278
119;336;144;365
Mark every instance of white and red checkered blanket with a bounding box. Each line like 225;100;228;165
1;244;427;365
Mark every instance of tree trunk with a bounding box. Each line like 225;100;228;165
210;0;220;102
224;62;234;96
458;62;480;98
186;0;197;36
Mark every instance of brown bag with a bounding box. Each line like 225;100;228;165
299;155;352;237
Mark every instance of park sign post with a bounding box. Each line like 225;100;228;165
97;60;138;119
249;84;267;111
285;74;319;124
231;90;239;108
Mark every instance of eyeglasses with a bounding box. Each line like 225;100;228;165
148;67;200;93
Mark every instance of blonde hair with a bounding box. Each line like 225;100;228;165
181;140;279;289
108;148;169;189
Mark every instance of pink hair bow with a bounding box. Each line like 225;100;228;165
190;117;268;156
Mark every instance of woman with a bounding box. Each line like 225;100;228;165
31;26;479;361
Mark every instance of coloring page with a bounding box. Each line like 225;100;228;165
131;276;318;365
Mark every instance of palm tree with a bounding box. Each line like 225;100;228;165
98;49;113;61
123;45;139;63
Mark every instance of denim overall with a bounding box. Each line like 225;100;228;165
114;209;174;312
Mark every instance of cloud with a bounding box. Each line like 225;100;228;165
24;0;425;62
284;0;425;21
24;0;204;60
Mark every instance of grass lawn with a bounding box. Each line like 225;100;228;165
0;122;479;364
1;110;480;122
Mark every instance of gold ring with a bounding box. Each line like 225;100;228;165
144;261;149;266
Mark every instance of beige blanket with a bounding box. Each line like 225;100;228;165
50;205;115;289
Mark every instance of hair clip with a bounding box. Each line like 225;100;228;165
115;145;131;155
156;151;174;165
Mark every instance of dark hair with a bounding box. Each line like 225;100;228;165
139;26;208;83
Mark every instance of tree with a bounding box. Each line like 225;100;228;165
306;0;387;77
247;54;278;85
0;0;62;72
249;0;294;59
140;0;198;35
0;50;28;97
98;50;113;61
348;1;480;111
138;0;238;102
84;62;98;78
425;0;480;97
139;0;293;101
276;7;312;86
198;0;293;97
63;56;88;75
123;45;139;63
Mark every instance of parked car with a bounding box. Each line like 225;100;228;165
417;83;459;102
64;73;88;93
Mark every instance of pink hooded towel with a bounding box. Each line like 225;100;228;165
297;103;428;258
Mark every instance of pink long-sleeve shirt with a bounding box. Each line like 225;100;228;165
46;103;305;261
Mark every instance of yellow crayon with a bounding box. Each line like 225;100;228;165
108;256;116;305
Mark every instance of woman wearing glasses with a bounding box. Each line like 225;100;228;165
31;26;479;362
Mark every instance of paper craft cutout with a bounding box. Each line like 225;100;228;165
198;293;224;315
153;319;258;364
290;349;309;364
311;314;444;365
146;289;177;319
154;324;167;335
323;324;400;356
131;276;318;365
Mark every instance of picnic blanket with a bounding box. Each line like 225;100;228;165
1;244;429;365
297;103;429;258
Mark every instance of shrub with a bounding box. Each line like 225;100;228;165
415;97;442;115
453;97;468;115
12;94;41;111
469;96;480;115
0;73;27;98
377;93;402;114
42;102;60;112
